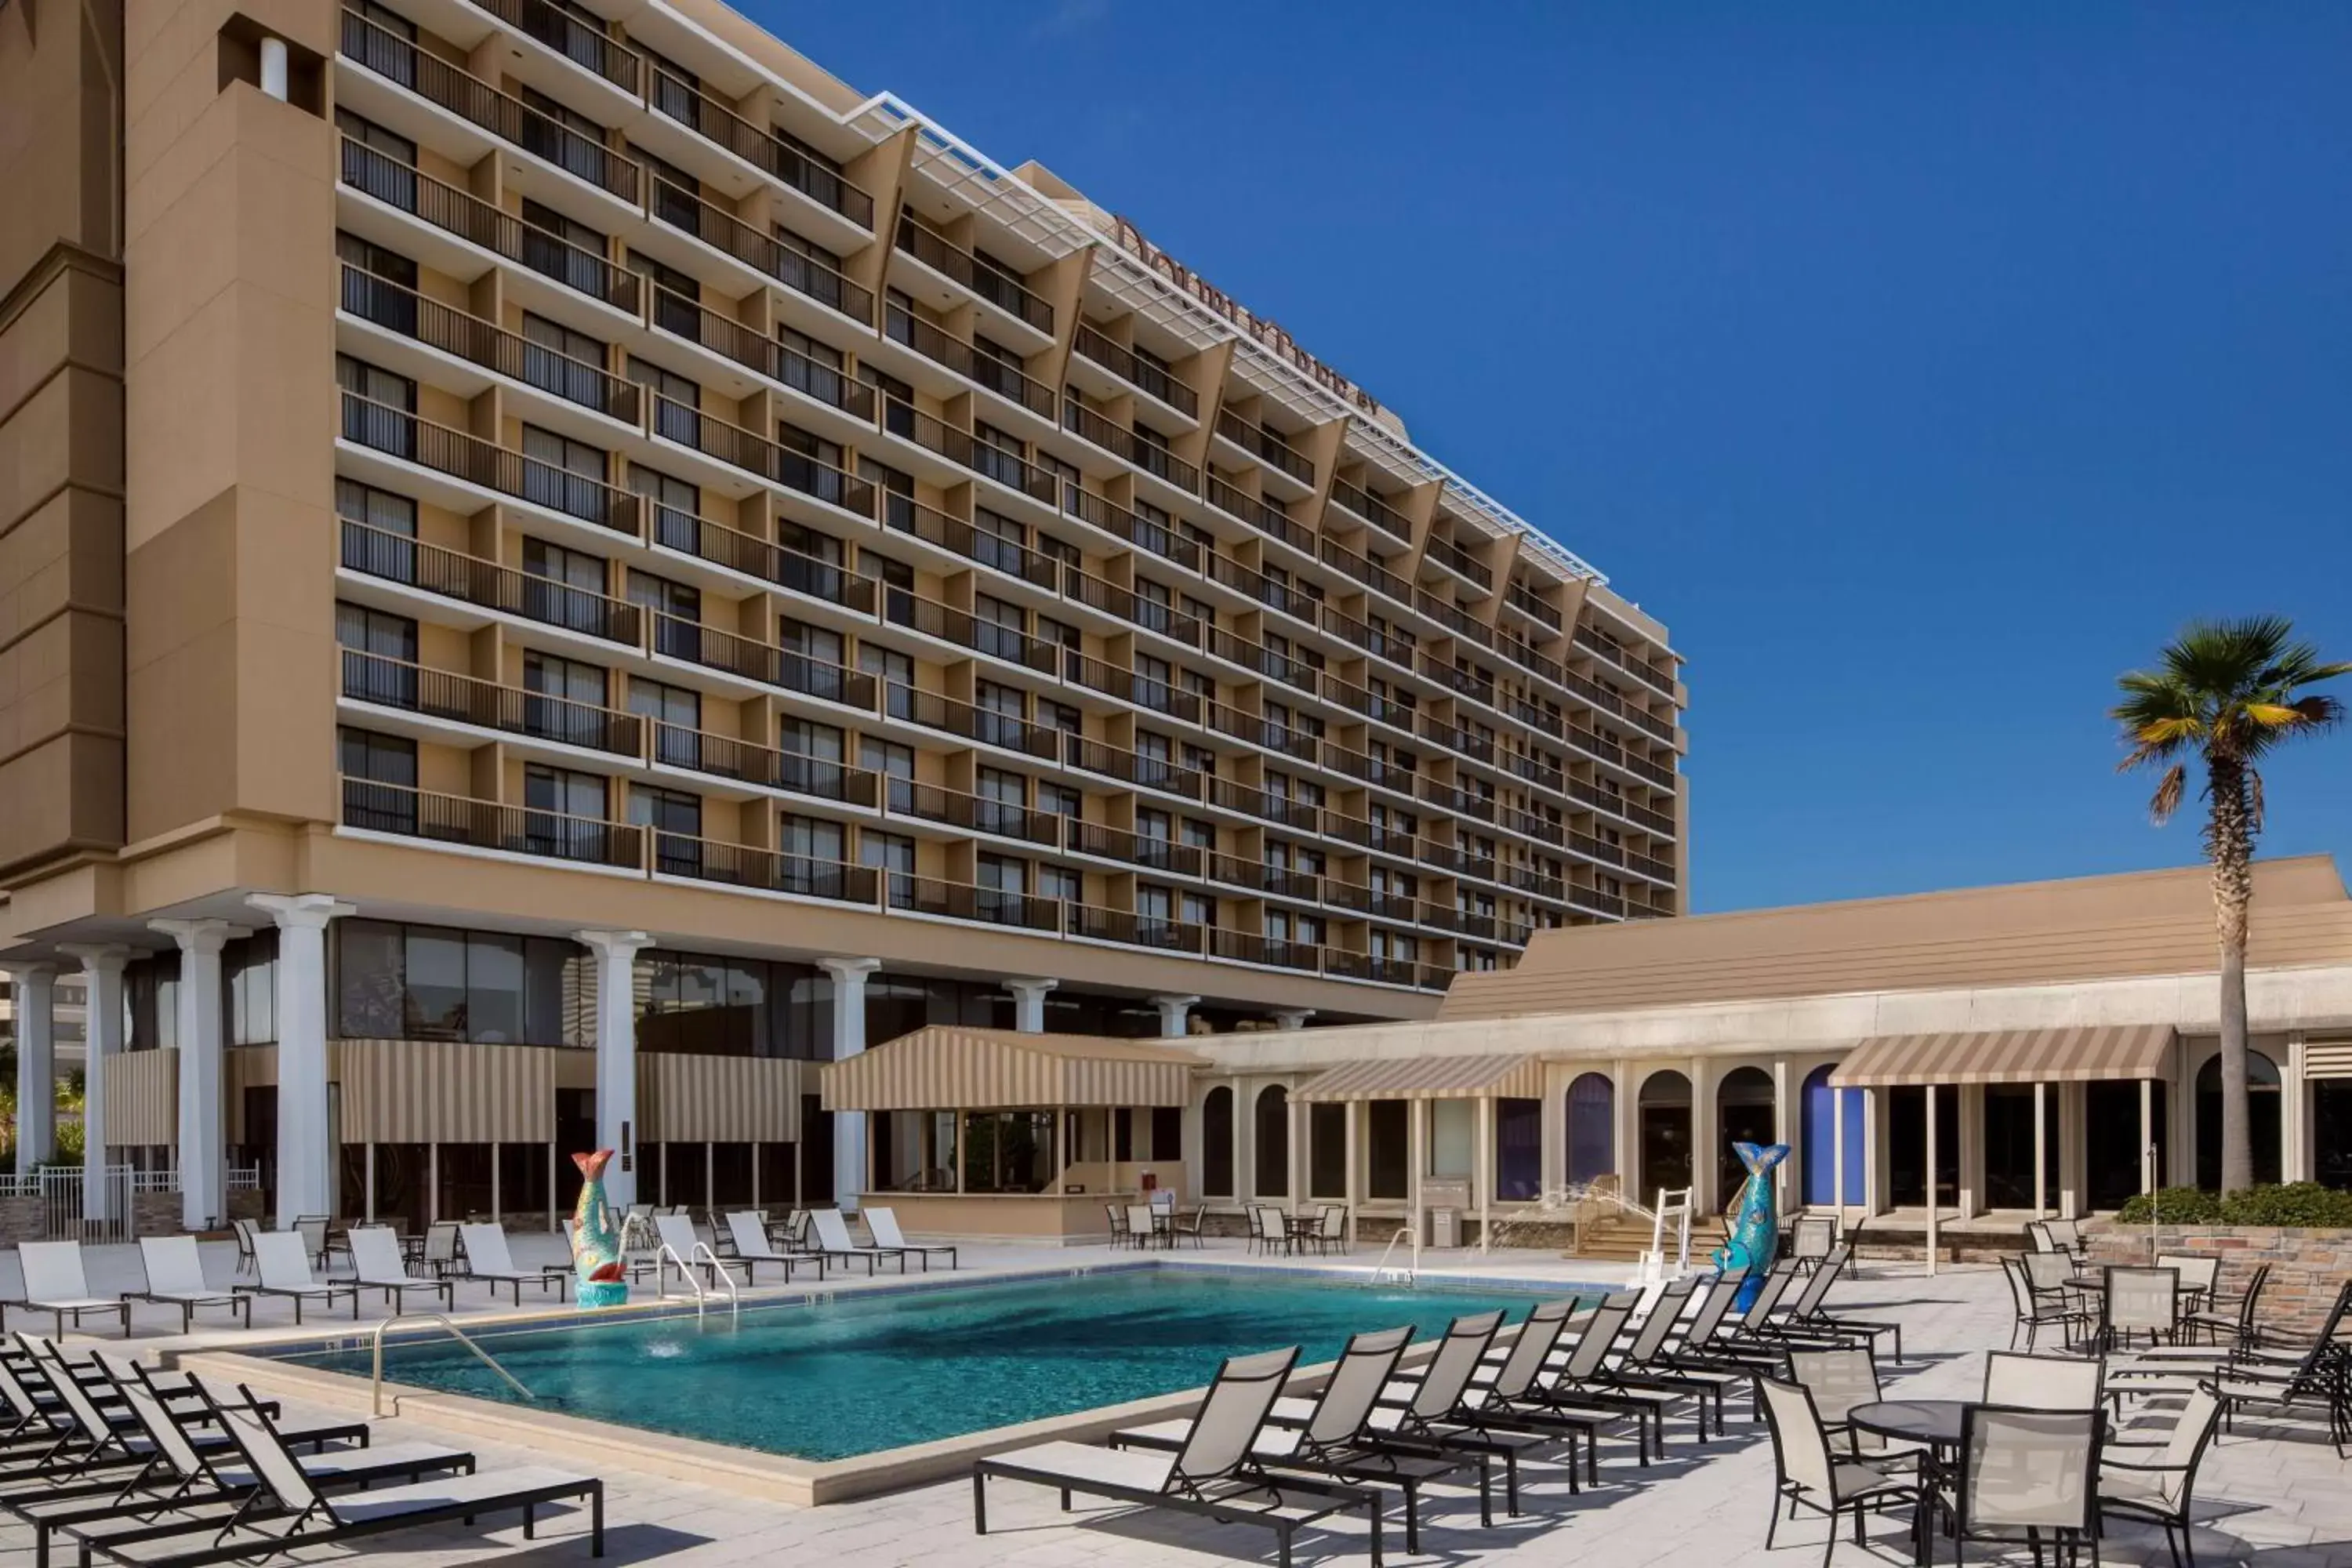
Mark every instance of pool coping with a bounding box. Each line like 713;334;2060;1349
172;1260;1606;1506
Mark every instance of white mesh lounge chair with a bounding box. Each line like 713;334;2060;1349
721;1213;822;1283
126;1238;250;1334
864;1208;957;1271
1754;1374;1922;1563
808;1208;902;1275
236;1233;359;1326
457;1225;568;1306
2;1243;129;1338
978;1346;1384;1568
347;1227;454;1313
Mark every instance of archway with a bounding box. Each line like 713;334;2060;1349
1253;1084;1290;1197
1801;1064;1866;1207
2195;1051;2282;1192
1715;1067;1777;1206
1201;1087;1234;1197
1636;1070;1693;1207
1566;1073;1615;1186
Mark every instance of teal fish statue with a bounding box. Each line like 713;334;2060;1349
1711;1142;1789;1310
571;1149;628;1308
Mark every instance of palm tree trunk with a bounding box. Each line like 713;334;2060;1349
2208;753;2256;1195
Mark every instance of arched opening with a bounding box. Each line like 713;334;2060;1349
1201;1087;1234;1198
1254;1084;1290;1197
1801;1065;1866;1207
1715;1067;1777;1204
2196;1051;2282;1192
1636;1070;1693;1207
1566;1073;1615;1186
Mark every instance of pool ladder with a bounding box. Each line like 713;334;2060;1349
655;1240;741;1322
1369;1226;1420;1287
369;1314;533;1417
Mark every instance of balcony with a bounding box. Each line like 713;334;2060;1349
1064;735;1203;799
1417;840;1497;880
1417;651;1495;709
1210;930;1320;972
341;264;639;423
1071;325;1198;418
652;724;879;808
1423;535;1494;593
1069;822;1203;877
1322;949;1421;988
885;684;1059;761
1573;622;1677;696
1324;813;1416;857
1322;742;1413;794
1563;666;1679;745
1062;401;1202;494
653;289;873;423
1208;630;1316;694
1206;551;1316;625
339;520;641;645
880;308;1057;423
887;873;1059;931
1566;777;1675;837
895;216;1051;335
339;140;640;315
652;397;875;517
341;779;643;869
339;9;637;204
1416;588;1494;649
650;506;877;612
1417;715;1494;764
1206;474;1312;555
1323;883;1417;922
1319;673;1410;733
1327;479;1410;542
883;495;1058;590
1206;853;1319;902
649;177;873;325
1066;653;1201;723
1570;884;1628;920
650;614;873;708
339;393;640;535
884;586;1059;676
1203;702;1316;762
647;65;874;229
1064;488;1200;572
1505;581;1564;631
1214;409;1314;487
1417;778;1497;822
1061;566;1201;648
1498;635;1564;685
884;778;1060;846
1069;906;1205;956
1497;748;1566;793
1500;862;1566;900
477;0;637;93
1210;779;1319;831
1318;536;1411;605
339;648;641;756
653;835;877;902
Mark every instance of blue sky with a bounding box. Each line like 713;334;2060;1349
753;1;2352;913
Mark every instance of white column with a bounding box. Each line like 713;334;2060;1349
151;920;244;1230
574;930;653;1213
246;896;351;1226
1688;1057;1716;1214
1271;1008;1314;1032
2140;1078;2156;1196
2060;1082;2084;1219
1408;1097;1427;1243
1287;1089;1304;1210
821;957;880;1211
60;947;129;1220
1831;1076;1848;1221
1152;994;1200;1039
1004;978;1056;1033
2032;1082;2049;1219
1863;1087;1881;1217
1770;1057;1791;1213
1475;1094;1492;1253
1343;1102;1362;1244
1923;1083;1940;1275
1539;1070;1566;1197
1957;1084;1980;1221
3;966;57;1173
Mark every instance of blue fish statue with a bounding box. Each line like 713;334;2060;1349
1711;1142;1790;1310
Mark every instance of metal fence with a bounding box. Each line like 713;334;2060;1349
0;1166;136;1243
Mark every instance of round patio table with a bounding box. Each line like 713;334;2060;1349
1850;1400;1967;1567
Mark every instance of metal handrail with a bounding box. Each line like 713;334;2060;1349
370;1314;532;1417
691;1241;741;1320
1368;1225;1419;1287
652;1241;707;1314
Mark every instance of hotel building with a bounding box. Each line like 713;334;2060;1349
0;0;1684;1233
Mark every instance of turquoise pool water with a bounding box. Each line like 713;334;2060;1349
278;1267;1580;1461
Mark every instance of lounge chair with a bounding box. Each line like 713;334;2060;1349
62;1395;603;1566
236;1234;359;1326
347;1227;455;1313
978;1346;1382;1567
721;1212;823;1283
125;1239;250;1335
458;1224;569;1306
808;1208;903;1275
1387;1302;1588;1508
865;1207;957;1271
1;1243;129;1338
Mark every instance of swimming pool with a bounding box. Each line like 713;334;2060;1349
276;1267;1580;1461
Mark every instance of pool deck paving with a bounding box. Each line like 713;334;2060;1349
3;1239;2348;1567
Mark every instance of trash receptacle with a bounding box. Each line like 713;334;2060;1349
1429;1207;1460;1249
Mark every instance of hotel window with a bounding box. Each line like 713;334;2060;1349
971;422;1026;487
524;652;610;746
1135;652;1172;711
975;768;1027;837
1136;729;1171;764
1135;808;1171;843
519;312;608;411
1039;865;1080;904
855;546;913;590
335;477;414;549
1135;884;1174;924
779;813;846;864
517;204;608;305
1035;614;1079;655
629;355;700;443
335;603;416;706
779;718;844;761
524;650;607;710
1034;531;1080;570
633;677;700;766
1266;909;1323;946
774;225;849;313
636;147;699;230
860;830;915;877
633;786;703;869
1371;930;1417;964
1180;891;1214;929
336;231;416;332
1040;700;1081;735
630;571;699;661
524;764;606;822
976;855;1026;895
336;354;413;450
339;727;417;833
517;85;612;189
974;594;1026;663
1038;782;1081;818
780;619;844;667
860;735;913;779
521;423;608;508
1037;450;1080;506
1181;818;1215;850
335;920;577;1047
974;508;1028;574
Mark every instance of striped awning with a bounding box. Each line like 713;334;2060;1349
338;1040;557;1144
1827;1025;2176;1088
1294;1053;1546;1103
821;1026;1208;1112
638;1054;804;1142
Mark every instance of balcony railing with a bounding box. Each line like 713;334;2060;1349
1205;552;1314;625
1501;861;1566;900
885;778;1060;845
1210;930;1320;971
1205;474;1312;554
1206;854;1319;902
887;873;1059;931
650;506;877;612
650;177;873;324
340;393;640;535
1417;778;1497;822
1567;779;1676;837
1209;630;1316;693
1066;653;1202;723
1322;949;1421;988
652;396;875;517
1506;581;1564;630
339;140;639;314
1214;408;1314;485
885;684;1059;760
648;613;874;708
1417;651;1495;708
654;835;877;902
1324;884;1417;921
1325;813;1417;857
477;0;638;93
1327;479;1410;540
884;586;1058;674
1570;884;1628;920
970;350;1058;422
1203;703;1316;761
895;216;1051;332
648;65;874;227
1573;622;1677;695
1069;822;1203;877
341;265;638;423
342;779;642;868
340;648;641;755
1064;736;1203;799
1417;840;1496;880
1417;715;1494;764
1317;536;1412;605
1130;437;1202;495
339;9;637;202
1064;488;1200;572
652;724;879;808
1210;779;1319;830
1416;588;1494;648
1424;535;1494;592
1070;325;1197;417
1069;906;1205;955
883;495;1058;589
339;520;641;644
1061;566;1201;647
653;289;873;420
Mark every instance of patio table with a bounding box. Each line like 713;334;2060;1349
1851;1399;1966;1566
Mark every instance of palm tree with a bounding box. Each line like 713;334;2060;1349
2112;618;2349;1193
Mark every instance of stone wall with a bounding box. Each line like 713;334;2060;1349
131;1189;183;1238
2089;1225;2352;1338
0;1197;44;1247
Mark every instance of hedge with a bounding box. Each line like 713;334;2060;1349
2114;1182;2352;1228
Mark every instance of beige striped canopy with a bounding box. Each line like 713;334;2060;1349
822;1026;1207;1111
637;1053;803;1142
1827;1024;2176;1088
339;1040;558;1143
1294;1053;1546;1103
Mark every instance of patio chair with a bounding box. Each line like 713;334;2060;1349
864;1208;958;1271
2108;1278;2352;1457
1252;1203;1294;1257
2025;1218;2060;1254
0;1242;129;1338
1789;1215;1838;1276
1592;1272;1741;1443
1127;1203;1160;1252
721;1212;823;1283
2099;1381;2227;1568
1754;1374;1922;1563
2100;1265;2180;1352
2003;1255;2085;1353
347;1226;455;1313
651;1214;746;1289
1313;1204;1348;1255
1787;1345;1903;1460
1174;1205;1208;1249
290;1215;332;1270
125;1237;251;1334
235;1233;359;1326
456;1224;570;1306
1944;1405;2101;1566
770;1209;814;1253
419;1221;462;1279
1984;1349;2105;1410
1407;1299;1595;1504
976;1345;1384;1568
228;1220;260;1281
1104;1204;1132;1249
808;1207;903;1275
2046;1217;2087;1257
2158;1254;2220;1316
2180;1261;2269;1349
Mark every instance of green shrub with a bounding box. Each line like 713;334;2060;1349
2116;1181;2352;1228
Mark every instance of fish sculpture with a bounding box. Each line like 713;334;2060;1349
571;1149;629;1308
1711;1142;1790;1311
